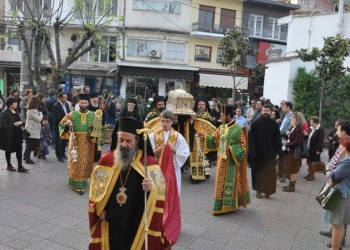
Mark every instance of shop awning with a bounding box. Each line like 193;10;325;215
199;73;248;89
119;66;196;80
114;61;198;81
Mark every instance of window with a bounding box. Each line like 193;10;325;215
195;45;211;62
38;0;52;18
98;0;118;15
126;78;152;100
165;42;185;61
127;39;163;57
249;14;263;37
79;36;118;63
100;37;118;62
133;1;181;14
220;9;235;30
216;48;223;63
75;0;118;19
10;0;24;11
267;17;280;40
198;5;215;32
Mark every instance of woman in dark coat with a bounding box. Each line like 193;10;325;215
282;111;304;192
0;97;29;172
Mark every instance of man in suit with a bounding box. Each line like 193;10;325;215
53;92;71;162
278;101;293;181
304;116;325;180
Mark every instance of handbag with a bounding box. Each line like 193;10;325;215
316;182;342;211
293;143;302;159
300;140;310;158
21;128;31;139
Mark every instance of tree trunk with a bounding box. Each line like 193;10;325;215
319;80;324;124
231;68;236;102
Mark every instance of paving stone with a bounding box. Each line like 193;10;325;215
47;229;89;247
0;225;19;240
24;239;74;250
188;238;226;250
227;234;261;250
0;231;43;249
48;214;84;228
27;222;65;238
0;145;349;249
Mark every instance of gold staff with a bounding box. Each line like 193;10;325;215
136;127;154;250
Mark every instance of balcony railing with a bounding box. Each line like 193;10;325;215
192;23;231;34
249;28;287;42
133;1;181;14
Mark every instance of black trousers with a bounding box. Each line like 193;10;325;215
55;131;67;159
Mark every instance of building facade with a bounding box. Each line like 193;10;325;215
187;0;247;101
264;11;350;105
116;0;197;101
242;0;299;98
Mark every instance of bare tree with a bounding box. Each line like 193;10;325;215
6;0;116;92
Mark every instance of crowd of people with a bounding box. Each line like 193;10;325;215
1;88;350;250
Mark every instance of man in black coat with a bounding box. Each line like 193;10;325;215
45;88;57;145
249;104;282;199
52;92;71;162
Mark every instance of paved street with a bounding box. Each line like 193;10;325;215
0;145;348;250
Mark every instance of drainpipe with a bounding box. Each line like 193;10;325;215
122;0;126;60
337;0;344;34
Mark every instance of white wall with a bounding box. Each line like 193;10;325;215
264;12;350;105
124;1;191;32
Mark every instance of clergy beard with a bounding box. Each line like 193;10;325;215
79;106;87;112
197;107;205;113
115;145;138;170
157;107;165;113
91;103;99;108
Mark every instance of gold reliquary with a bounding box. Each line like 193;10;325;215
166;89;196;115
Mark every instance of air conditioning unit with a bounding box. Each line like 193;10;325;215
5;45;19;51
150;49;162;58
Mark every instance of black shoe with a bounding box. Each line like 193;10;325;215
58;158;64;162
327;242;345;248
319;230;332;237
7;165;16;171
63;155;68;159
18;167;30;172
25;160;35;164
41;155;47;160
256;192;262;199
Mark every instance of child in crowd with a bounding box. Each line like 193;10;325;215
38;116;51;159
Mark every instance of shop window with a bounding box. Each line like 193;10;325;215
195;45;211;62
126;78;149;100
72;76;85;89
